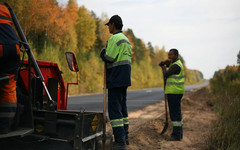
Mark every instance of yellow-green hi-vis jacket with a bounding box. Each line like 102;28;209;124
165;59;185;94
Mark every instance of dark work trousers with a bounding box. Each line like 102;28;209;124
108;87;128;143
167;94;183;139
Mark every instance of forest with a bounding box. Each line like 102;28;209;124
5;0;204;94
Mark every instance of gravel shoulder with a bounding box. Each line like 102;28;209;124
127;86;216;150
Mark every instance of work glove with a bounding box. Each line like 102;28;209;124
100;48;106;56
159;61;165;67
101;48;106;53
100;48;106;61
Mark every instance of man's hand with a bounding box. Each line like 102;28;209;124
100;48;106;56
159;59;171;67
159;61;165;67
101;48;106;53
161;65;166;70
159;61;166;70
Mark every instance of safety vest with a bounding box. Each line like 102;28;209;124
0;3;20;58
0;3;13;26
165;59;185;94
105;32;132;69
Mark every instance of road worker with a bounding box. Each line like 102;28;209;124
100;15;132;150
0;3;20;134
159;49;184;141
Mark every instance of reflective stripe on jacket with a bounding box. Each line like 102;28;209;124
165;59;185;94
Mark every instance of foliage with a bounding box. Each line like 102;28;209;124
237;50;240;65
6;0;204;95
210;66;240;96
208;65;240;150
76;6;96;53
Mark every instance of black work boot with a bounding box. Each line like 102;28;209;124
166;135;181;141
180;126;183;139
112;142;127;150
170;127;181;141
126;138;130;145
0;118;12;134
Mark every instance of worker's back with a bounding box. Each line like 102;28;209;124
0;2;20;75
0;2;20;134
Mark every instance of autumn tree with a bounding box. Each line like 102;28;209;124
59;0;79;52
237;50;240;65
99;13;111;44
150;46;167;66
125;29;149;62
67;0;78;25
91;12;111;51
124;29;135;50
76;6;97;53
147;42;154;59
93;13;111;51
5;0;33;35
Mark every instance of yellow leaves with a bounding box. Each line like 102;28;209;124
131;61;162;89
151;46;167;66
210;65;240;95
77;52;103;93
76;6;97;53
98;13;112;45
125;33;135;49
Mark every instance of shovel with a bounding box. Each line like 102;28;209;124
102;62;107;149
160;71;168;135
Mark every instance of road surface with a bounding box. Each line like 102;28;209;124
67;81;209;113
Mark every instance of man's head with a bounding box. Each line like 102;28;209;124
168;48;179;62
105;15;123;34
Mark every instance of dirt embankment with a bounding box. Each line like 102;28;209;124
127;86;217;150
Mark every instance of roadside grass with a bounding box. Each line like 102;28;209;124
207;65;240;150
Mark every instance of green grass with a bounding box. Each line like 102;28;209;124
207;65;240;150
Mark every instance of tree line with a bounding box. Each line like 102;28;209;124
6;0;204;94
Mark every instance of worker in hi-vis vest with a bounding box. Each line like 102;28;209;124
159;49;184;141
100;15;132;150
0;3;20;134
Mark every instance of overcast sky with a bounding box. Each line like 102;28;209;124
58;0;240;79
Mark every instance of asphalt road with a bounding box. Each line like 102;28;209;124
67;81;209;113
